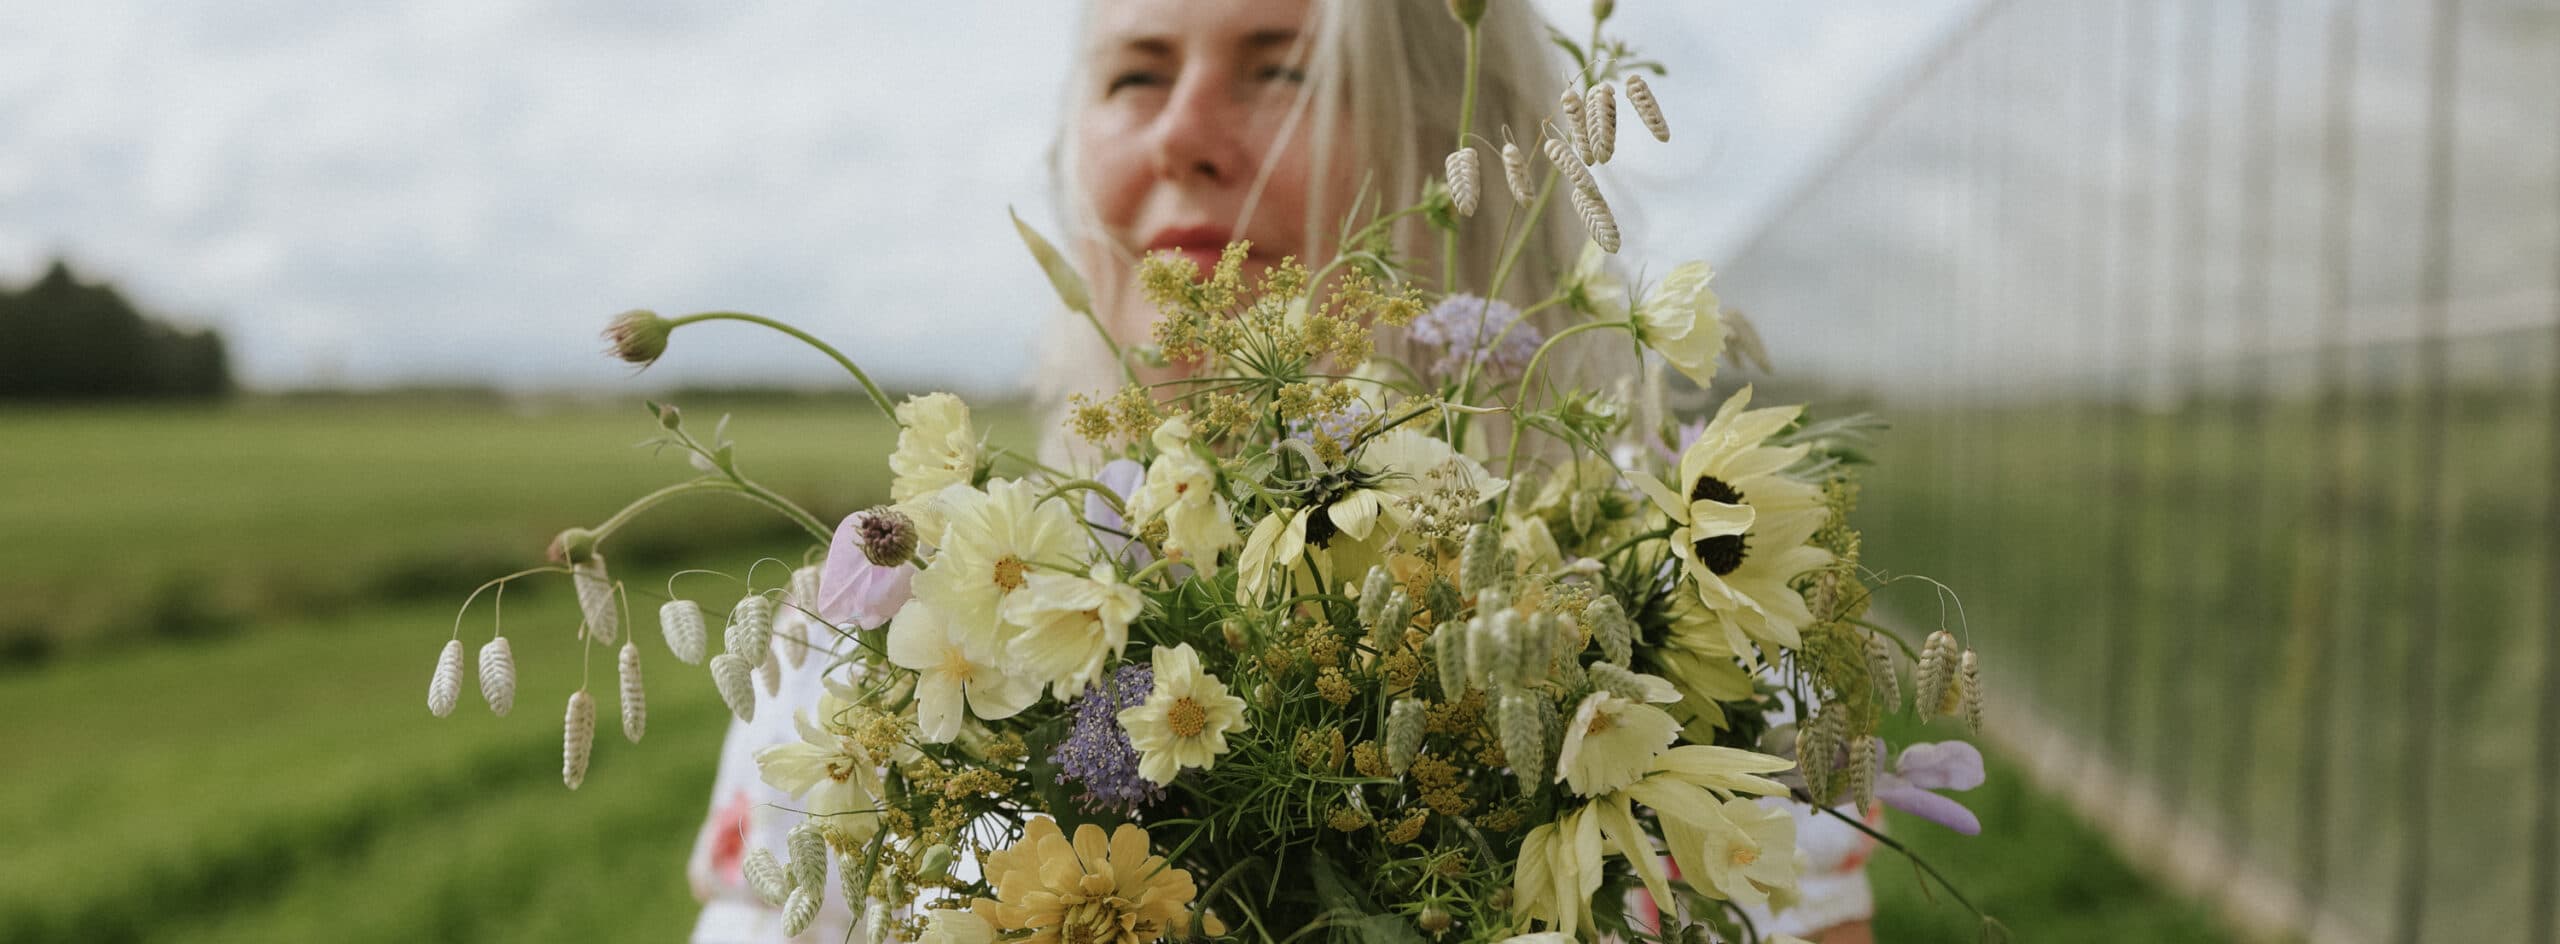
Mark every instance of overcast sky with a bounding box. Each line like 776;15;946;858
0;1;1971;394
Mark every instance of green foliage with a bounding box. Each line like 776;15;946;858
0;260;230;400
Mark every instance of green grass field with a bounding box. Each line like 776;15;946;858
0;397;2233;942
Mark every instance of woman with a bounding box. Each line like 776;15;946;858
690;0;1878;940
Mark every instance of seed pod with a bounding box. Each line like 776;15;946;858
659;599;708;665
1542;134;1598;201
1445;146;1480;217
1625;74;1669;142
1501;140;1533;204
1913;630;1956;719
1865;633;1901;711
918;843;954;882
1558;89;1591;163
1585;83;1618;164
1372;588;1414;657
1358;566;1392;629
478;636;516;717
743;847;794;906
562;690;595;790
1514;612;1558;685
1587;661;1654;702
1386;698;1428;776
1425;577;1462;626
757;646;782;697
1418;906;1454;934
782;887;819;938
1432;621;1470;699
780;566;823;668
1497;686;1546;791
1459;522;1501;596
428;639;464;718
788;821;828;895
1569;183;1621;253
1474;612;1520;688
1848;735;1878;811
711;652;757;722
727;595;775;668
1568;490;1599;538
1585;596;1633;667
1961;649;1984;731
573;554;618;645
618;641;647;743
1797;710;1839;804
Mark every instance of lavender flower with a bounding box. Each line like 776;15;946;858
1050;663;1165;814
1407;294;1542;383
1289;399;1376;448
1874;740;1986;834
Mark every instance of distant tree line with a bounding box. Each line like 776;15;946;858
0;260;231;399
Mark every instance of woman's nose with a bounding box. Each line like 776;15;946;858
1147;68;1249;188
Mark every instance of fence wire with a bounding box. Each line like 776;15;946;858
1719;0;2560;939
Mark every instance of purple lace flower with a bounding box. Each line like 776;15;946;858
1875;740;1986;834
1051;663;1164;814
1407;294;1542;383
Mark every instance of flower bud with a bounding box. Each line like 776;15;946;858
1446;0;1486;26
546;527;597;564
1592;0;1615;21
853;505;918;567
1418;906;1453;934
603;309;673;366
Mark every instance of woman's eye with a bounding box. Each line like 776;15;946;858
1106;71;1166;95
1256;64;1308;84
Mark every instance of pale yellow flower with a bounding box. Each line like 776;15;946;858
997;562;1144;698
1554;690;1681;796
909;478;1084;659
1236;508;1315;607
886;598;1040;743
888;393;979;536
1630;261;1727;388
970;818;1208;944
1125;416;1240;570
1510;805;1606;937
1617;745;1801;907
1654;592;1756;738
1560;242;1631;320
1117;643;1249;785
1629;386;1832;661
918;909;995;944
1348;428;1509;540
751;690;885;842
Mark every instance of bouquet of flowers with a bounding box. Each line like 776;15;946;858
424;4;1996;942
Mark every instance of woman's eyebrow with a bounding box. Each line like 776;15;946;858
1241;28;1301;52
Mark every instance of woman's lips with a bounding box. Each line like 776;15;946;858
1143;224;1269;273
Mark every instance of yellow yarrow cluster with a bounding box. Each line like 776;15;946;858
1068;384;1169;447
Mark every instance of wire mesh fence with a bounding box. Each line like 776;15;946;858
1718;0;2560;939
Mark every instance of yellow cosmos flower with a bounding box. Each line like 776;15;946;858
971;818;1206;944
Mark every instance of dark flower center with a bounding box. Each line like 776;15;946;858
1688;474;1749;576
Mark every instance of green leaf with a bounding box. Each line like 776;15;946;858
1010;207;1092;315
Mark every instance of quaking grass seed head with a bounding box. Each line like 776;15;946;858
1445;146;1480;218
428;639;464;718
1625;74;1670;142
659;599;707;665
562;689;595;790
478;635;516;717
618;641;647;743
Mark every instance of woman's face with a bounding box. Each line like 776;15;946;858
1072;0;1352;355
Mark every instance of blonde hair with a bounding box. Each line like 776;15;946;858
1036;0;1603;465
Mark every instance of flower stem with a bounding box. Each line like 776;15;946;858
1808;796;1999;925
1497;319;1626;508
1441;23;1483;294
666;311;900;425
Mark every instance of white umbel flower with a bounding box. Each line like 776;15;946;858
1501;139;1533;204
478;636;516;716
573;555;617;645
1625;74;1669;142
562;690;595;789
618;641;646;743
1446;146;1480;217
658;599;707;665
1585;83;1618;164
428;639;464;718
711;652;757;722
